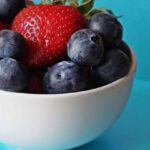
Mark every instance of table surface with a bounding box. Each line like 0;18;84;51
0;80;150;150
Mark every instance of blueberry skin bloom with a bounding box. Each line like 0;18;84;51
93;49;131;85
118;41;132;61
88;13;123;45
67;29;104;66
43;61;89;94
0;30;26;59
0;58;29;92
0;0;26;23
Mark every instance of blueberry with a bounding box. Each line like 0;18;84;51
93;49;131;85
43;61;90;94
0;0;26;23
118;41;132;61
0;30;26;59
67;29;104;66
0;58;29;92
88;13;123;45
105;40;132;61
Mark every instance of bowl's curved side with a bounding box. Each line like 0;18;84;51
0;49;136;150
0;75;135;150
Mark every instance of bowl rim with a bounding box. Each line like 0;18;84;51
0;49;137;98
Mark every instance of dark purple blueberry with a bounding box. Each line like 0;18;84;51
0;30;26;59
67;29;104;67
0;58;29;92
88;13;123;45
0;0;26;23
118;41;132;61
43;61;90;94
105;40;132;61
93;49;131;85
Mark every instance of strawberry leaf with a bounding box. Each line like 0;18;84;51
52;0;66;4
67;0;78;7
42;0;66;4
42;0;51;4
42;0;48;4
90;8;114;15
85;8;114;19
77;0;94;14
82;0;88;3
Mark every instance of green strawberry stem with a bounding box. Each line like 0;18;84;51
42;0;51;4
85;7;114;19
68;0;78;7
41;0;114;19
77;0;94;14
42;0;66;4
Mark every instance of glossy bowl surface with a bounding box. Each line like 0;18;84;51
0;50;136;150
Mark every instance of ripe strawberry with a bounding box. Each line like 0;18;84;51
0;20;11;30
3;24;11;30
12;5;86;68
0;21;4;30
27;73;43;94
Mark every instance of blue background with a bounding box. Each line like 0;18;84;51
0;0;150;150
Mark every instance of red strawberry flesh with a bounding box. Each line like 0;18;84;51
12;5;86;68
0;21;4;30
27;73;43;94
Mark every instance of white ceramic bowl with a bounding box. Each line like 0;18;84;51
0;50;136;150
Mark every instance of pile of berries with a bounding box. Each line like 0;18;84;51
0;0;131;94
